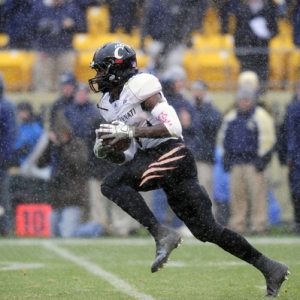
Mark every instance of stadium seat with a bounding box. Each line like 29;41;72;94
0;34;9;48
269;19;294;90
0;50;35;92
287;49;300;89
87;5;110;35
73;32;119;50
186;34;240;91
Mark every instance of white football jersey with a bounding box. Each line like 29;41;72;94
97;73;177;150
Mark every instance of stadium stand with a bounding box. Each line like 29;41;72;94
0;50;35;92
0;33;9;48
1;5;300;92
184;7;240;91
269;18;295;90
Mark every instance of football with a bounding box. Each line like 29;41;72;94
97;131;131;152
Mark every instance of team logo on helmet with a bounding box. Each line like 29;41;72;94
114;44;125;59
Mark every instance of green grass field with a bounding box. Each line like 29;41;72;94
0;236;299;300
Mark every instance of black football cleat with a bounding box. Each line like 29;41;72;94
151;228;182;273
263;259;290;297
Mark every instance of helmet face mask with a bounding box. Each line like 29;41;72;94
89;42;138;94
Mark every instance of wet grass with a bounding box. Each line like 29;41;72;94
0;236;299;300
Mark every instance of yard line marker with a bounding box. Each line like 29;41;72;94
1;237;300;247
42;241;154;300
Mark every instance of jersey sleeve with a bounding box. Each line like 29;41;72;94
128;73;162;102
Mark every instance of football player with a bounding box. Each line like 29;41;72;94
89;42;290;297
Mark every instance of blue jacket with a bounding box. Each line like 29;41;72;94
219;105;276;172
190;102;222;164
13;120;44;165
165;91;199;153
31;1;85;53
213;146;230;203
3;0;35;49
293;2;300;46
285;100;300;194
0;97;17;170
64;101;100;140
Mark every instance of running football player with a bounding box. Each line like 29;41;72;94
89;42;290;297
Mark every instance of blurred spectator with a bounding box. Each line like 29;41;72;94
273;0;287;18
218;84;276;234
189;80;222;202
46;112;103;237
237;70;274;117
293;0;300;47
64;82;99;139
221;0;278;92
2;0;35;49
0;1;6;34
281;81;300;234
49;72;77;144
8;103;48;218
87;117;143;236
213;146;231;226
73;0;102;33
0;72;17;235
106;0;141;34
140;0;207;72
161;66;193;102
12;102;44;167
31;0;85;92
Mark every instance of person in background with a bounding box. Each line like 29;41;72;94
0;72;17;236
2;0;35;50
213;145;231;226
219;84;276;235
282;81;300;235
49;72;77;145
140;0;207;73
64;82;99;140
31;0;85;92
73;0;102;33
46;111;103;237
189;80;222;204
12;102;44;167
220;0;279;92
105;0;141;34
161;66;193;103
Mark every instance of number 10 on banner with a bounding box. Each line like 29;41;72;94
16;204;52;237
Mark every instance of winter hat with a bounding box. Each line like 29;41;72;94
238;71;259;90
75;82;89;93
190;80;208;91
60;72;76;86
162;66;187;82
235;84;257;102
17;101;34;113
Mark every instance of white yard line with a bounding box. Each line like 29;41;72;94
42;241;155;300
1;236;300;246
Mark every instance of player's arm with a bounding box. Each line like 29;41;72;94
99;93;182;140
135;93;182;138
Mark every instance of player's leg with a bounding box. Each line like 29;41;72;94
101;150;182;272
166;178;290;297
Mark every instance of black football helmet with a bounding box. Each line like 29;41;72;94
89;42;138;93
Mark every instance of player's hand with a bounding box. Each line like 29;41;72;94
99;120;135;146
93;131;111;159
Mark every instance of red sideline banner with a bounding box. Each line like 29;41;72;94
16;204;52;237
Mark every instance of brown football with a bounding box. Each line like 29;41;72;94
97;131;131;152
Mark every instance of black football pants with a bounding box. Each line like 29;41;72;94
101;140;262;265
